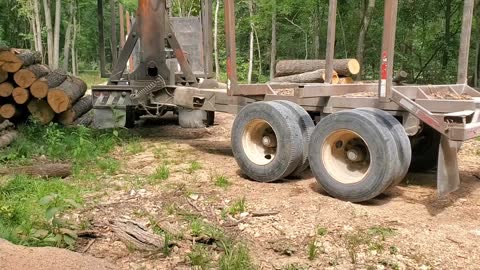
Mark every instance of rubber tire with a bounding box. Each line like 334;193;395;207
231;101;303;182
356;108;412;187
409;125;441;172
125;106;136;128
272;100;315;177
308;110;398;202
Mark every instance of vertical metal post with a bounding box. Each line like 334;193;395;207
223;0;238;96
325;0;337;84
457;0;474;84
378;0;398;102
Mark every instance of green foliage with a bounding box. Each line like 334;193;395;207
97;158;120;175
215;175;231;188
187;244;212;269
307;238;318;261
187;160;202;174
317;226;328;237
219;243;256;270
0;175;81;247
151;165;170;182
344;226;396;264
227;197;247;216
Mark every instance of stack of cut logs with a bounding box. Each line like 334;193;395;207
0;48;92;126
272;59;360;84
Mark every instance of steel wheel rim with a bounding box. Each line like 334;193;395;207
322;129;371;184
242;119;277;166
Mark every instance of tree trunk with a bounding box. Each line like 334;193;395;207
63;1;75;72
0;50;42;73
42;0;54;66
119;3;125;48
74;110;94;126
247;0;254;84
269;0;277;80
27;99;55;124
313;0;322;59
0;163;72;178
0;104;21;119
272;69;339;84
214;0;220;80
110;0;118;67
53;0;61;69
98;0;107;76
355;0;375;80
30;69;68;99
0;82;14;97
58;95;93;125
13;64;50;88
12;88;30;105
442;0;452;70
33;0;43;56
47;76;87;113
0;130;17;148
276;59;360;77
71;9;78;76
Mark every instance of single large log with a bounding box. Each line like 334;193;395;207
12;87;30;104
30;69;68;99
47;77;88;113
0;130;17;148
272;69;339;84
27;99;55;125
275;59;360;77
0;68;7;83
0;49;42;73
0;163;72;178
13;64;50;88
0;82;14;97
74;110;94;127
0;104;21;119
58;95;93;126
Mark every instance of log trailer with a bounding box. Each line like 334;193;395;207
93;0;480;202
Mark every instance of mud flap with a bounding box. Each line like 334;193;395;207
437;135;461;197
93;108;127;129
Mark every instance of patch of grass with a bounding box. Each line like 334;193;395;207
187;244;212;269
187;160;202;174
215;175;232;188
124;141;144;155
150;165;170;182
227;197;247;216
344;226;396;264
97;158;120;175
317;226;328;237
219;243;255;270
368;226;396;241
78;71;108;89
0;175;82;247
307;238;318;261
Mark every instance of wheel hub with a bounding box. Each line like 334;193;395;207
242;119;278;166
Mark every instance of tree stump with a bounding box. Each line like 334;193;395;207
14;64;50;88
31;69;68;99
47;77;87;113
58;95;93;126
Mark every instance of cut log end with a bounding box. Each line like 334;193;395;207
27;99;55;125
0;104;18;119
12;88;30;104
30;80;49;99
14;70;36;88
347;59;361;75
0;82;14;97
47;90;71;113
0;69;7;83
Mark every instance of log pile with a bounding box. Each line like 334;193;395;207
0;48;92;126
274;59;360;84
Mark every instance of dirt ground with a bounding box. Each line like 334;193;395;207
71;113;480;270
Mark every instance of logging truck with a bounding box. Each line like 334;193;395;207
92;0;480;203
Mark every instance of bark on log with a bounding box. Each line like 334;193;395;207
0;82;14;97
13;64;50;88
0;49;42;73
47;76;88;113
0;130;17;148
275;59;360;77
338;77;354;84
110;219;173;251
27;99;55;125
0;120;14;131
0;104;21;119
393;70;408;84
272;69;339;84
30;69;68;99
58;95;93;125
12;87;30;104
0;68;7;83
74;110;94;126
0;163;72;178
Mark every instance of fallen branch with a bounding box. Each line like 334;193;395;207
251;210;280;217
110;218;174;251
0;163;72;178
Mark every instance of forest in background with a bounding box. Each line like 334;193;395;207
0;0;480;86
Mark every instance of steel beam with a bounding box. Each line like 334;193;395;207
325;0;337;84
378;0;398;102
457;0;475;84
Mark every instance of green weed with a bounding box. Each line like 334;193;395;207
307;238;318;261
228;197;247;216
317;227;328;237
97;158;120;175
219;243;255;270
215;175;231;188
187;244;212;269
150;165;170;182
125;141;144;155
187;160;202;174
